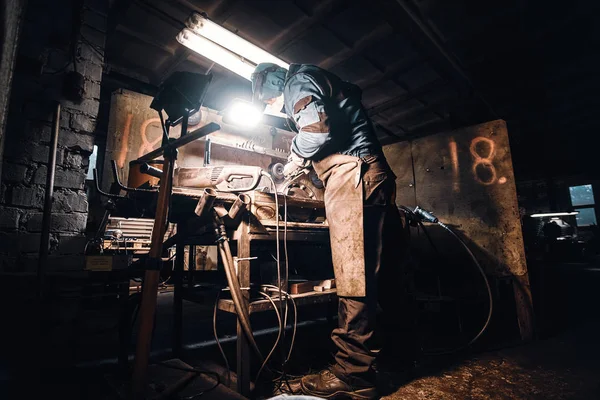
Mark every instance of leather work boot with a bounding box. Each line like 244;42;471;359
300;368;379;399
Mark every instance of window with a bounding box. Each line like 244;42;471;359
569;184;597;226
86;145;98;180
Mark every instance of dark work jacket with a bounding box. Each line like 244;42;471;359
283;64;383;161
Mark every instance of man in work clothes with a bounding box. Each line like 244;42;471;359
252;62;412;399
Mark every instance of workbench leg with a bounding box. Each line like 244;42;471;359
236;320;251;396
236;221;251;397
173;243;185;358
188;245;196;286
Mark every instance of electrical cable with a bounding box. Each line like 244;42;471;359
212;175;285;375
212;289;231;388
261;173;286;356
402;205;494;354
158;110;170;144
217;236;264;362
208;174;293;390
284;195;290;292
260;286;297;393
279;186;291;390
261;285;298;364
428;221;493;355
254;291;283;384
257;286;298;394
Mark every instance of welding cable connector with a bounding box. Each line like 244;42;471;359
214;223;228;243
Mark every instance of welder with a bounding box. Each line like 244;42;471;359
252;63;412;399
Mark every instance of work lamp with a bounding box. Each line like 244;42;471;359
222;98;264;128
530;212;579;218
176;13;289;119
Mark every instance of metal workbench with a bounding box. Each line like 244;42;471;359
170;189;336;397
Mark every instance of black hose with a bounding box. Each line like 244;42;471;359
430;221;493;354
400;205;493;354
217;236;265;363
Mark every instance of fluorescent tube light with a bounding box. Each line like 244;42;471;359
186;13;289;69
530;212;579;218
176;28;255;80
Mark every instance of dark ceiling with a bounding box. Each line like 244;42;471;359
104;0;600;179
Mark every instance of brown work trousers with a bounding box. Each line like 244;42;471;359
328;156;411;381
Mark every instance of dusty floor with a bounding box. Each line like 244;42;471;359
383;324;600;399
4;262;600;399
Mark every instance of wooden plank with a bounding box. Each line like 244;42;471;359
218;288;338;314
235;216;251;397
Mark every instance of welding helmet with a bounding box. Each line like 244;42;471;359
251;63;287;104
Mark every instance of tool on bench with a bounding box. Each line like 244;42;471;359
173;165;263;192
276;165;312;191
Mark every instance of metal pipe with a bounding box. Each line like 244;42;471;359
194;188;217;218
137;122;220;162
132;150;176;399
140;162;164;178
111;160;157;193
37;102;60;299
228;193;251;220
218;233;264;363
93;168;126;199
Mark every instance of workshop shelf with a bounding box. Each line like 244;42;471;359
217;288;338;314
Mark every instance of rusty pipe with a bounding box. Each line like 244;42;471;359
132;151;176;399
137;122;220;162
228;193;251;220
37;102;60;300
112;160;157;193
93;169;126;199
194;188;217;219
140;162;164;179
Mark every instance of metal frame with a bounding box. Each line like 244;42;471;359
172;207;334;396
130;121;220;399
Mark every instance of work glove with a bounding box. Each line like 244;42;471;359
283;152;311;178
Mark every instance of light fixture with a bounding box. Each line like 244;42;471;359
177;16;290;120
530;212;579;218
177;28;255;80
185;13;289;70
222;98;263;128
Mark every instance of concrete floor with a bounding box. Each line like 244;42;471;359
383;322;600;399
4;261;600;399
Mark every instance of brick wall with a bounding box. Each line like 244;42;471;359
0;0;106;274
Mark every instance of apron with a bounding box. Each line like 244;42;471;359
313;154;366;297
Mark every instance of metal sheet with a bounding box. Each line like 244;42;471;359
382;140;415;208
384;119;532;340
104;89;291;191
411;119;526;277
